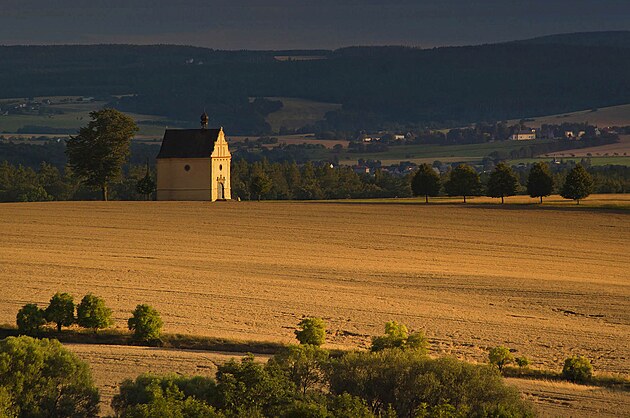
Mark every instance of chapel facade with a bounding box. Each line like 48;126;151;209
156;113;231;201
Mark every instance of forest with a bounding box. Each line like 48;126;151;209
1;32;630;135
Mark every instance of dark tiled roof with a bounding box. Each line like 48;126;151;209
156;129;220;159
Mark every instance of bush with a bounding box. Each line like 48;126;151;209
16;303;46;335
489;346;514;371
515;356;530;368
294;317;326;346
371;321;428;353
128;304;163;342
328;349;533;417
45;292;75;332
562;355;593;383
112;374;218;417
0;336;100;417
77;293;113;331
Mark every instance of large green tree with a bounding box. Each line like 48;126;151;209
294;317;326;346
16;304;46;336
128;304;163;342
561;164;594;204
77;294;113;332
486;162;520;204
411;164;441;203
444;164;481;203
66;109;138;201
0;336;100;417
527;162;554;203
45;292;75;332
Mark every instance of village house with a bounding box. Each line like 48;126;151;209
156;112;231;201
510;129;536;140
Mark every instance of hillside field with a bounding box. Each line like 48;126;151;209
1;200;628;369
510;103;630;128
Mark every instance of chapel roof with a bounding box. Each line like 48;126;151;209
156;128;221;159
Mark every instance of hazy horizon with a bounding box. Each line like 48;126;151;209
2;0;630;50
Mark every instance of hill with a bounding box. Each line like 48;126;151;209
515;31;630;48
1;32;630;135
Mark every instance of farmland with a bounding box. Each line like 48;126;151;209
510;103;630;129
0;201;628;415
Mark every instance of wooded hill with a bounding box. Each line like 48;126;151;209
1;31;630;135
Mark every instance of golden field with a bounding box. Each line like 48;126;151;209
0;201;628;371
1;200;629;415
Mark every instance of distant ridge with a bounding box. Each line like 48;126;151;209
514;31;630;48
1;31;630;134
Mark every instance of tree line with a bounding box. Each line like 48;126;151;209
3;300;604;417
412;161;595;204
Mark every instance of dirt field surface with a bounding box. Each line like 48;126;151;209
546;134;630;158
507;378;630;418
1;201;628;379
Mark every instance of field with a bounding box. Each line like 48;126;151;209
509;103;630;128
264;97;342;133
338;140;556;165
0;97;169;137
0;201;628;415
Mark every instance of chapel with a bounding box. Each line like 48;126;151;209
156;113;231;201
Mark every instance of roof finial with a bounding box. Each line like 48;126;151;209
200;110;209;129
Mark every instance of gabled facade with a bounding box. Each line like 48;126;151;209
156;120;231;201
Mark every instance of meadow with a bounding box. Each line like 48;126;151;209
0;201;628;415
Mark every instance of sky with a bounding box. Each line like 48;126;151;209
2;0;630;50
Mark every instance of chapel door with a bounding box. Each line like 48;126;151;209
218;182;225;200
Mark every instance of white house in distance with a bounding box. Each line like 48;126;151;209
510;129;536;141
156;113;231;201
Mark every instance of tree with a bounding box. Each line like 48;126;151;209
444;164;481;203
0;336;100;417
526;162;554;203
561;164;593;204
371;321;429;353
411;164;441;203
16;303;46;335
77;294;113;332
66;108;138;201
488;346;514;371
250;172;272;201
486;162;519;204
45;292;75;332
294;317;326;346
562;355;593;382
128;304;163;341
269;345;330;395
136;163;156;201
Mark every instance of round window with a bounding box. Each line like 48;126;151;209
219;164;223;171
184;164;191;171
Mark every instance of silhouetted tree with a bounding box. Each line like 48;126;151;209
561;164;593;204
411;163;441;203
66;109;138;201
486;162;519;204
444;164;481;203
527;162;554;203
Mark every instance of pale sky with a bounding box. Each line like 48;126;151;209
1;0;629;49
